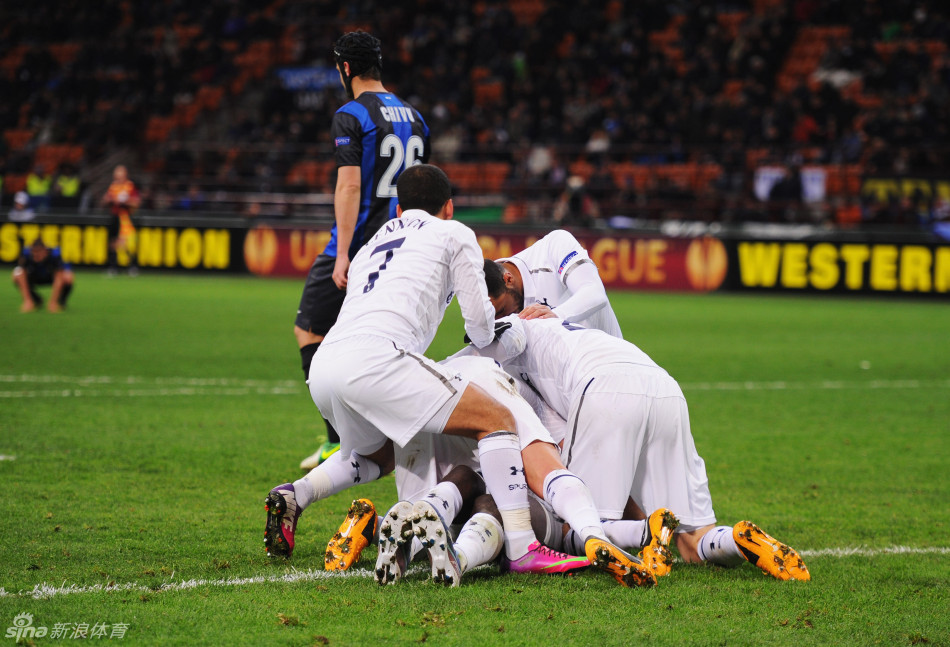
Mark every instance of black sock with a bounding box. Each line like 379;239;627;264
300;342;320;379
300;342;340;444
324;419;340;444
59;283;73;306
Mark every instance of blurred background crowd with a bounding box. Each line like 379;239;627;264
1;0;949;231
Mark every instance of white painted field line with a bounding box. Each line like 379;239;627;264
0;565;428;600
0;375;303;398
2;546;947;600
0;387;300;399
0;375;299;388
799;545;950;558
680;379;950;392
1;375;948;399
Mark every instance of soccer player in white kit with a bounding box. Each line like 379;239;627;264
263;165;653;587
465;312;811;582
391;229;622;526
490;229;622;337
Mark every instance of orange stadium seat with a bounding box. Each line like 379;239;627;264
474;80;504;106
3;174;28;194
286;160;334;189
34;144;84;169
568;159;594;182
145;116;176;143
609;163;651;192
3;129;35;151
482;162;510;192
48;42;81;66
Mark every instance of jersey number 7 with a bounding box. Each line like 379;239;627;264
363;237;406;293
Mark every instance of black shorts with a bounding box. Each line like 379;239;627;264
27;272;54;287
294;253;347;337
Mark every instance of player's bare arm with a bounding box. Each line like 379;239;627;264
332;165;362;289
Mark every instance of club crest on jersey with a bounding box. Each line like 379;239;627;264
335;137;350;147
558;251;578;275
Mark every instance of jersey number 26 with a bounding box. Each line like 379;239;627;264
377;134;426;198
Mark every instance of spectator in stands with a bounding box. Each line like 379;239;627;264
4;0;949;228
12;239;74;313
553;176;600;228
52;163;83;209
8;191;35;222
26;164;53;213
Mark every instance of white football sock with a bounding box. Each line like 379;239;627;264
477;431;536;559
542;469;606;544
697;525;745;567
420;480;463;524
453;512;504;573
602;519;649;550
293;451;381;510
562;517;647;556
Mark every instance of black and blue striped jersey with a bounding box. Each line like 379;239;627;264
20;246;68;283
325;91;430;259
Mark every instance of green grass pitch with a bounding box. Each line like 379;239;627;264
1;271;948;646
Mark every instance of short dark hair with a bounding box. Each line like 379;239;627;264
333;31;382;79
483;259;506;298
397;164;452;215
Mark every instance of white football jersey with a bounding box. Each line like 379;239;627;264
486;316;669;421
498;229;622;337
323;209;496;353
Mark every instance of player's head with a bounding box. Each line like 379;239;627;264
333;31;382;99
483;259;524;318
396;164;453;218
113;165;128;182
30;238;48;261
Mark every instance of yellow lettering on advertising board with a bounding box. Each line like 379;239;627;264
203;229;229;269
869;245;898;291
900;246;931;292
808;243;839;290
290;230;330;271
935;248;950;292
138;228;163;267
737;242;781;287
590;238;617;283
178;229;203;268
840;245;870;289
780;243;809;288
60;226;82;264
0;223;19;262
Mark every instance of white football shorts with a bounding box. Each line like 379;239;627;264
309;335;471;457
395;354;557;501
561;369;716;531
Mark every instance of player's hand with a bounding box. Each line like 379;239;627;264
519;304;557;320
332;257;350;290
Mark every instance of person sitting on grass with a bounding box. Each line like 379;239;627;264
12;239;74;313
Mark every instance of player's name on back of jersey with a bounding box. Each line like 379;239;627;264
379;105;417;123
381;216;430;234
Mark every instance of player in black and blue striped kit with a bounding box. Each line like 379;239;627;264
12;239;74;313
294;31;430;470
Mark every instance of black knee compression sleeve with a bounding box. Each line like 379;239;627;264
300;342;320;379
